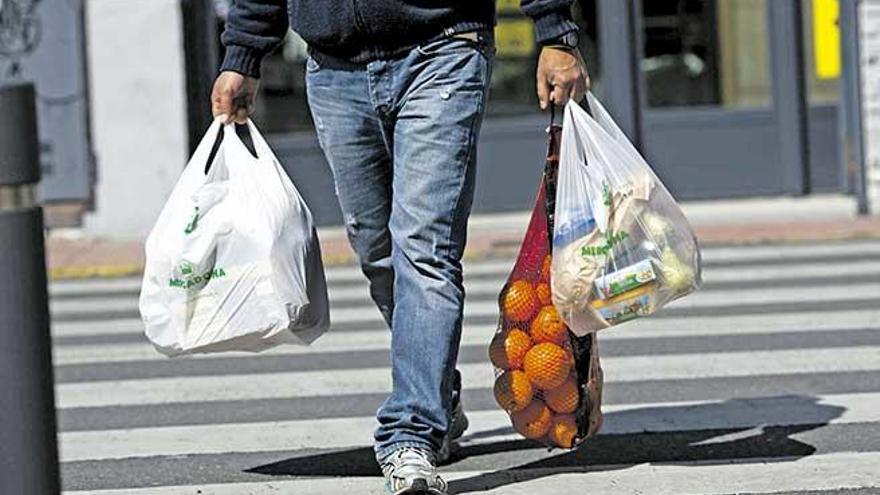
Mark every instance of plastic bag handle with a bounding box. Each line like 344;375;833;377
544;109;563;250
233;123;260;159
548;102;567;128
202;122;262;176
203;125;225;175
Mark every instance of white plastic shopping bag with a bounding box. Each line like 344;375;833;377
551;96;702;335
139;119;329;356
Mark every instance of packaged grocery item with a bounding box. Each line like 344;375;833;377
590;283;658;325
551;95;701;335
594;259;657;300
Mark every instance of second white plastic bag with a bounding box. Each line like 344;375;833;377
551;96;702;335
139;119;329;356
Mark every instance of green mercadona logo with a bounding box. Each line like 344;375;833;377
169;262;226;289
581;230;630;257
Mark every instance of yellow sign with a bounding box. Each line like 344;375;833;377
497;0;520;15
813;0;841;79
495;19;535;58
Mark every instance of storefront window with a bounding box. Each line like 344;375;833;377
640;0;771;109
217;1;600;133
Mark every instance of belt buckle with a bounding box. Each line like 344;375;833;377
452;31;480;43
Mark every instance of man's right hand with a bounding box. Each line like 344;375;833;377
211;71;260;123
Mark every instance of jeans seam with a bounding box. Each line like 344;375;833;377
443;58;489;262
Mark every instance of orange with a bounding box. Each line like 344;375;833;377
544;374;579;414
493;370;534;412
540;254;552;282
523;342;572;390
535;282;552;306
502;280;538;323
511;401;553;439
548;414;578;448
530;305;567;345
489;328;533;370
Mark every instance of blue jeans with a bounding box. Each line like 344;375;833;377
306;33;494;461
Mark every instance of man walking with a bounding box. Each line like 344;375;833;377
212;1;588;493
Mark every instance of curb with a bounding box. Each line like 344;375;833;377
46;219;880;281
47;257;361;281
49;264;144;281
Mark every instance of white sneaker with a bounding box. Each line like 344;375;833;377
381;447;448;495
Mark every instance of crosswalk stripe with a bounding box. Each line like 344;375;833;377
705;260;880;282
45;260;880;317
697;240;880;262
326;283;880;324
57;370;880;432
55;346;880;409
47;239;880;294
46;240;880;301
52;319;148;338
57;392;878;462
50;311;878;366
61;451;880;495
53;328;880;383
48;281;880;324
47;257;880;305
50;306;877;343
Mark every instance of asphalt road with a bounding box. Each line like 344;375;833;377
50;240;880;494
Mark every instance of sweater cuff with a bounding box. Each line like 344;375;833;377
220;45;264;78
531;8;579;45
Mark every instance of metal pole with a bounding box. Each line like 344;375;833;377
596;0;640;145
0;83;61;494
768;0;812;195
840;0;869;214
181;0;220;155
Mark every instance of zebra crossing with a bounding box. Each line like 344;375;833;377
52;240;880;494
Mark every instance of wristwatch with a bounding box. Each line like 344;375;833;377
544;30;579;50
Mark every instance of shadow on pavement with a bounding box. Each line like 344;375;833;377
246;395;845;493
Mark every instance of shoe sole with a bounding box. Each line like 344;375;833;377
391;478;446;495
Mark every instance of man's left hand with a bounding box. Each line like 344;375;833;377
536;47;590;110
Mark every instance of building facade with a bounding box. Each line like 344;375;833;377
22;0;853;234
225;0;851;226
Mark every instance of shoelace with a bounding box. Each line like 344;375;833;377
397;447;434;466
382;447;434;477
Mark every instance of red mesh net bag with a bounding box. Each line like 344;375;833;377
490;123;604;448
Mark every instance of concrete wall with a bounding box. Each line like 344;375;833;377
83;0;188;237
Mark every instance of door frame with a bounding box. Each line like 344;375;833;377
839;0;869;213
768;0;812;195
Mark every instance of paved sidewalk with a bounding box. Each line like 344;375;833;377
47;194;880;279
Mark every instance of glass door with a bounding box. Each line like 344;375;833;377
641;0;772;109
634;0;804;199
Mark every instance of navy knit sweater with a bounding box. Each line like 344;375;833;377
221;0;578;77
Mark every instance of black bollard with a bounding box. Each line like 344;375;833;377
0;83;61;494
